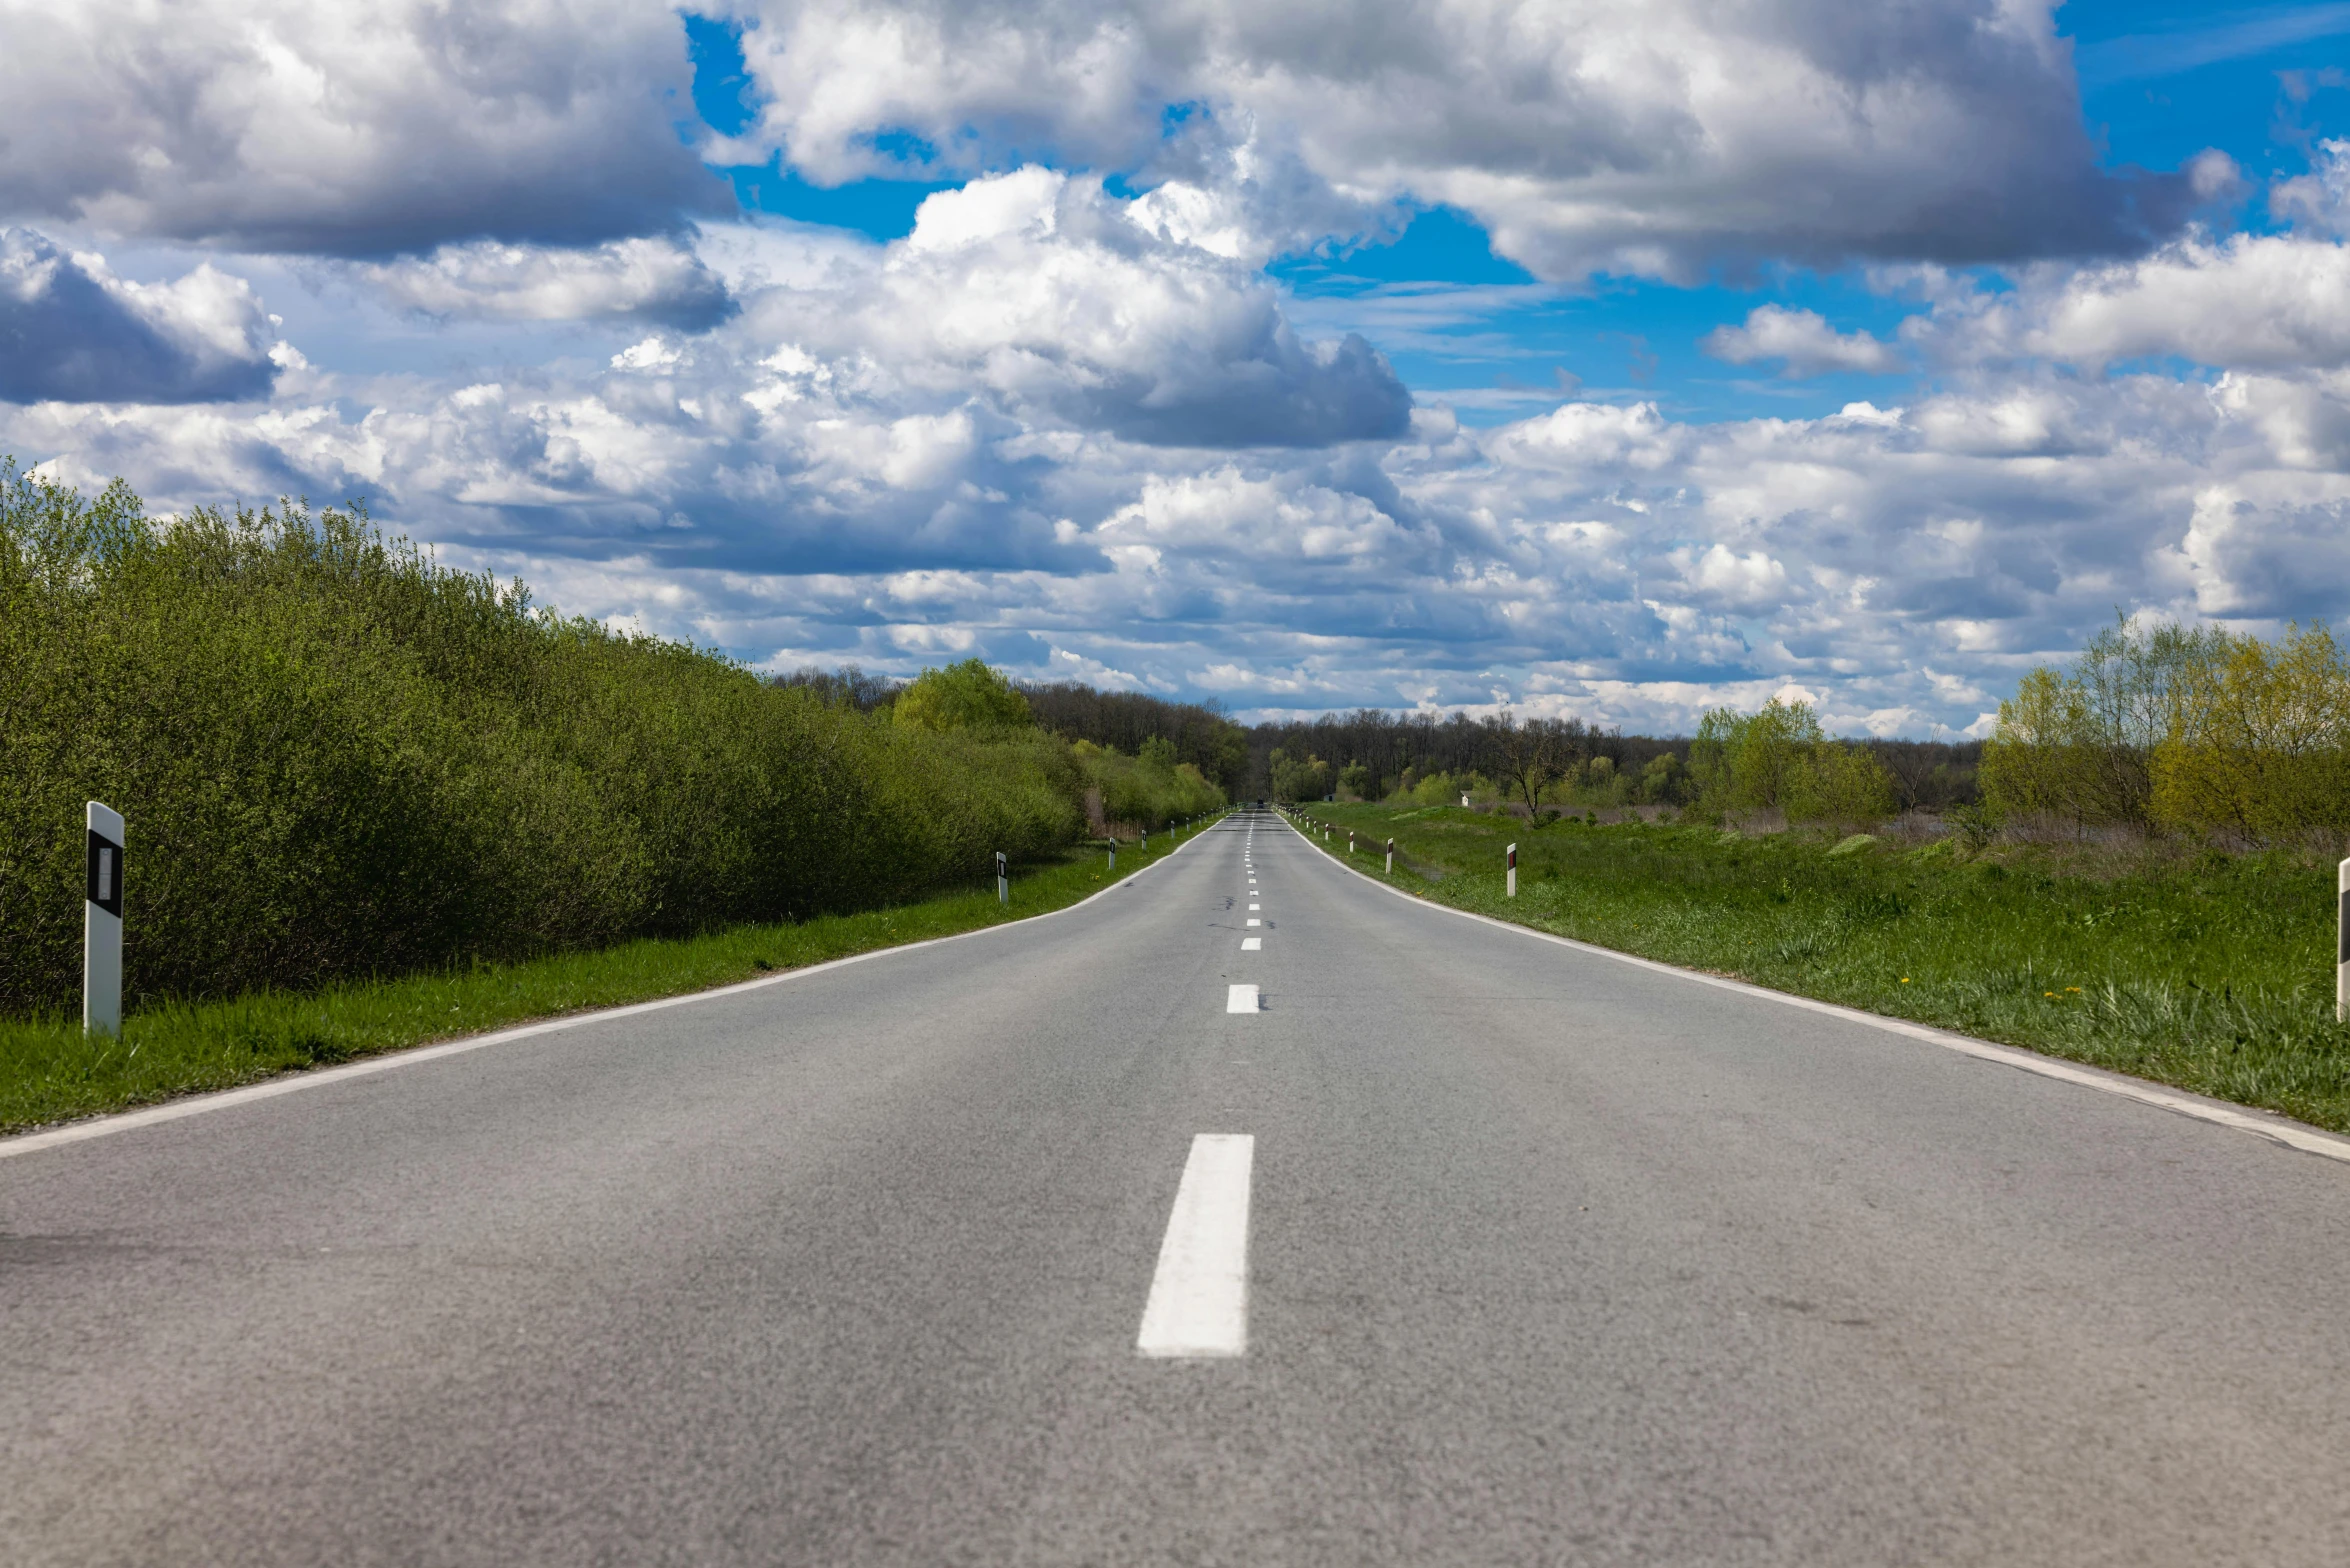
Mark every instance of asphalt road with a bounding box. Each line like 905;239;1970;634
8;810;2350;1565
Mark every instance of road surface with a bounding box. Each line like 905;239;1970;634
7;811;2350;1565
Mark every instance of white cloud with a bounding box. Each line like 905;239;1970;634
2015;234;2350;371
1671;543;1789;608
353;238;735;328
1701;305;1904;376
0;229;279;403
1901;171;2350;375
1484;401;1682;470
0;0;722;255
715;0;2207;281
2271;139;2350;237
758;169;1413;448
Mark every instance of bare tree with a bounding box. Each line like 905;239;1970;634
1492;714;1583;814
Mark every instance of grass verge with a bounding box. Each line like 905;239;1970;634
1295;804;2350;1133
1;824;1217;1136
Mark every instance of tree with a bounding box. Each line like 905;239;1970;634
1983;614;2228;833
1786;743;1897;827
2152;622;2350;842
1638;751;1683;804
1492;714;1575;814
1268;748;1332;802
892;659;1034;732
1981;665;2096;829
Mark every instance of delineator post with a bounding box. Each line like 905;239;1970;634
85;801;124;1037
2338;857;2348;1023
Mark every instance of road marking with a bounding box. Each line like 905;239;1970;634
1242;937;1262;951
1226;983;1259;1012
1136;1133;1253;1358
1248;903;1261;911
1246;918;1260;927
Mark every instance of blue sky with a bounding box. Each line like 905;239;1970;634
6;0;2350;735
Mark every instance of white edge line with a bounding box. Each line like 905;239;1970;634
1282;816;2350;1166
2;817;1235;1161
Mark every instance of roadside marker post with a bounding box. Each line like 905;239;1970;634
2339;856;2348;1023
84;800;124;1037
1109;842;1116;873
997;850;1008;906
1385;838;1394;874
1506;842;1518;899
1349;831;1355;855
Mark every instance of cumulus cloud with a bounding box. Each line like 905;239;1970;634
1701;306;1904;376
1483;400;1683;471
0;0;724;255
0;229;278;403
2009;235;2350;371
1896;144;2350;377
354;238;737;328
2270;139;2350;237
713;0;2206;280
751;169;1413;447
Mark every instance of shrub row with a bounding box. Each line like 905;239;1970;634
0;467;1083;1016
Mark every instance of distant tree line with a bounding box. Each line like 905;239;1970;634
1242;707;1979;815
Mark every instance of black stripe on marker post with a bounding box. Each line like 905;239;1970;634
86;829;124;919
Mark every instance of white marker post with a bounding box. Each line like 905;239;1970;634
997;850;1009;906
1349;831;1356;855
1461;792;1470;808
84;801;125;1037
1109;842;1117;873
2339;856;2349;1024
1385;837;1394;874
1506;842;1518;899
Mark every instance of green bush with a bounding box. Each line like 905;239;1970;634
893;658;1035;732
1075;737;1224;830
1685;698;1896;827
1268;746;1333;803
0;465;1081;1017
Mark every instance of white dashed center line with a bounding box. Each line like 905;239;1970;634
1241;937;1262;951
1137;1134;1254;1359
1245;918;1260;927
1226;983;1259;1012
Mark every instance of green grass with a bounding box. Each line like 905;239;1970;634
0;823;1219;1135
1299;803;2350;1133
